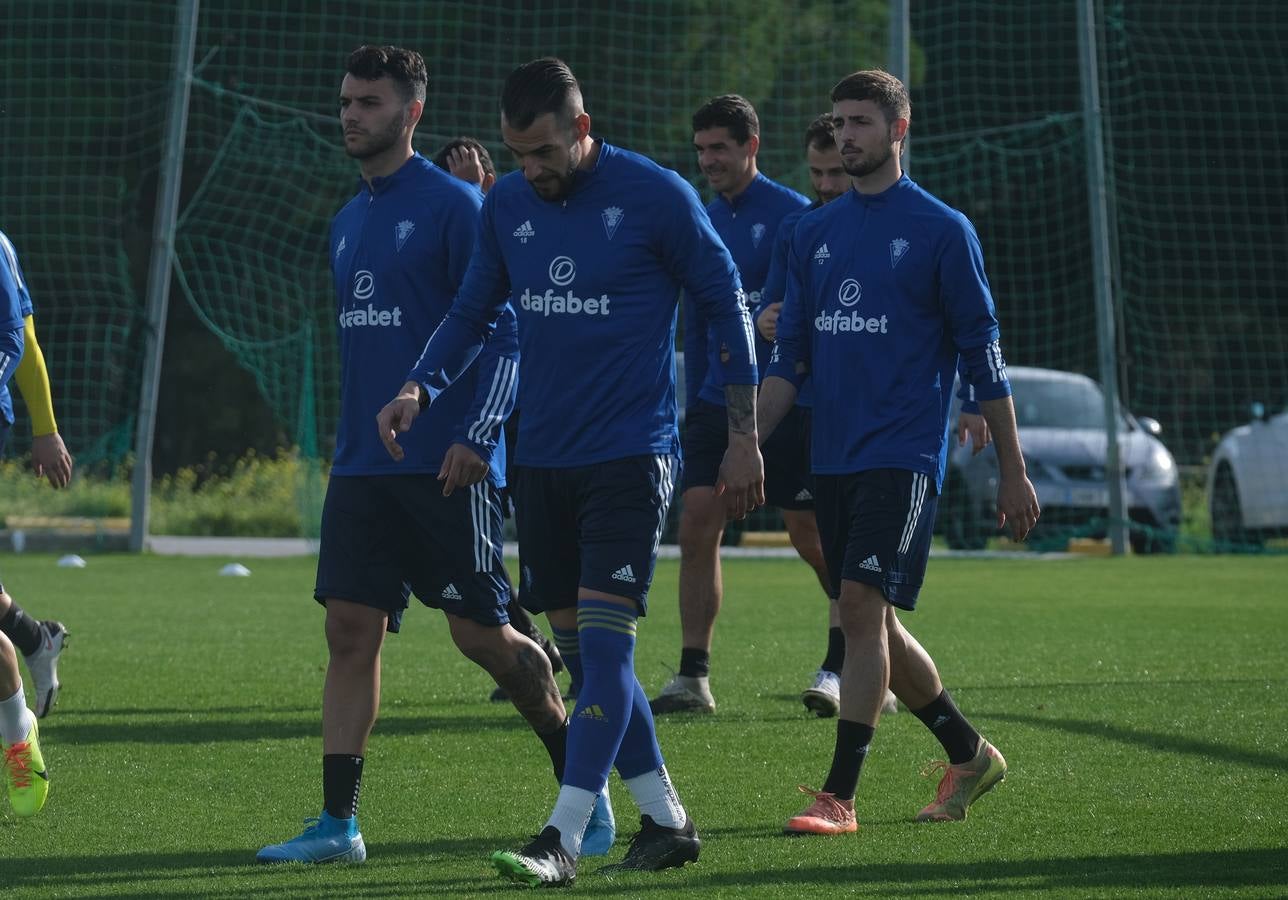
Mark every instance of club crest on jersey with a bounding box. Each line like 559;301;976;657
890;237;909;268
751;222;766;248
602;206;624;240
395;220;415;252
335;236;346;260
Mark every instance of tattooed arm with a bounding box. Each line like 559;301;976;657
716;382;766;519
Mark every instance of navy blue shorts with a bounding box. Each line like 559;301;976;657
314;474;510;631
680;399;814;509
815;469;939;611
513;455;677;615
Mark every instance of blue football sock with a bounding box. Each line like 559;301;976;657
613;678;665;780
562;600;637;794
552;625;582;695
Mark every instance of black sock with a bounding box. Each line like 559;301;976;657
821;719;875;801
0;601;42;657
820;627;845;675
539;718;569;783
911;689;981;765
322;754;364;820
679;647;710;678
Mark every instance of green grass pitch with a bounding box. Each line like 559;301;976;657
0;553;1284;897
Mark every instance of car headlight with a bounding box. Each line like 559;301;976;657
1134;446;1178;486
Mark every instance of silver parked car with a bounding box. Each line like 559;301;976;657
943;366;1181;553
1208;402;1288;548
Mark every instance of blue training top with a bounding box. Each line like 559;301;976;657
686;172;808;409
768;176;1011;489
757;201;819;408
0;230;31;425
408;140;757;468
329;154;517;483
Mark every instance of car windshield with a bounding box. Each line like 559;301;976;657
1011;375;1129;430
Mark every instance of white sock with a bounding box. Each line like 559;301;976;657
0;686;34;745
545;784;598;857
624;765;687;829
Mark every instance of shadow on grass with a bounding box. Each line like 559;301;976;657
39;712;530;746
3;846;1283;896
988;711;1288;771
0;836;497;888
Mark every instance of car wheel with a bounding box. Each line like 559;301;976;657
943;474;987;550
1211;464;1262;551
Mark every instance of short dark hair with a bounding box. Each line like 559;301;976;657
346;45;427;104
501;57;583;130
432;137;496;178
691;94;760;144
804;113;836;153
830;69;910;124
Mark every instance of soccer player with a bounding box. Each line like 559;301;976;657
256;46;592;865
650;95;811;717
759;70;1039;835
755;115;990;718
0;228;71;721
377;57;762;887
0;227;50;817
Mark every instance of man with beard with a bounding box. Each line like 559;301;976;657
256;45;607;865
378;57;761;886
755;115;989;718
759;70;1038;835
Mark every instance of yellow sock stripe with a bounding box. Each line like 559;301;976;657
578;621;638;637
577;610;637;631
577;616;637;637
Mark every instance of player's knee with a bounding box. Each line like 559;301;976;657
678;493;724;556
782;510;825;564
324;600;384;660
836;583;887;637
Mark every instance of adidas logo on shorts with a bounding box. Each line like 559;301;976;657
611;564;637;584
513;220;535;243
441;583;463;600
814;243;831;264
794;488;813;502
858;555;882;573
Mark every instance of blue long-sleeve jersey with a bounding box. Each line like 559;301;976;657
768;176;1011;490
686;173;808;409
756;202;818;408
330;154;516;483
759;201;981;415
408;140;757;468
0;230;31;424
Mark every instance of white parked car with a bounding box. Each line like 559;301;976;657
1208;402;1288;547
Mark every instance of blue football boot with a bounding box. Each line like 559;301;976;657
580;784;616;856
256;811;367;864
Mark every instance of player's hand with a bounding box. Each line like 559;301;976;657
957;413;991;456
31;432;74;488
446;146;485;185
376;381;425;461
757;302;782;342
714;435;765;520
995;471;1040;542
439;442;488;497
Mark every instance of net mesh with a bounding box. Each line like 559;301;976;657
2;1;1284;549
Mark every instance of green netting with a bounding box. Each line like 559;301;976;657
2;1;1285;550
